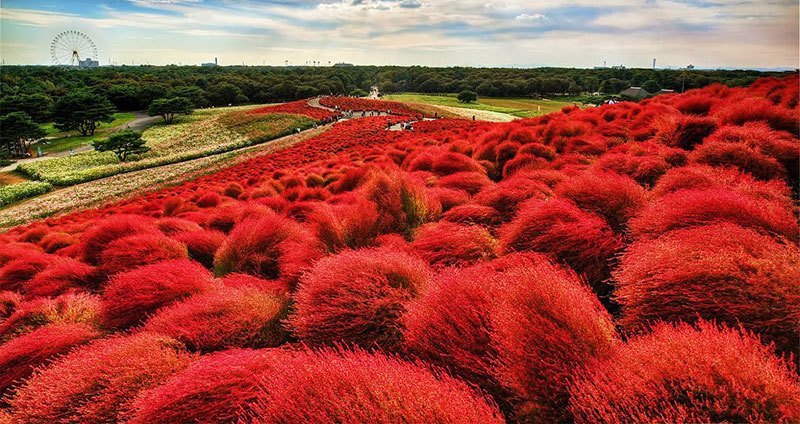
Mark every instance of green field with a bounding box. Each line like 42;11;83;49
38;112;138;154
383;93;578;118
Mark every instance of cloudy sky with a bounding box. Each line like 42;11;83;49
1;0;797;68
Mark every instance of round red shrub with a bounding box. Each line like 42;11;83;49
129;348;290;424
474;174;553;221
248;348;504;423
172;229;226;269
0;292;100;341
39;232;79;253
614;223;800;353
410;221;498;268
629;187;798;242
79;215;159;265
490;262;618;423
362;170;441;236
195;191;222;208
100;259;218;330
307;199;379;254
141;286;289;352
556;170;647;231
221;272;289;295
0;323;100;397
650;164;792;201
289;246;431;349
154;217;202;236
7;332;195;424
0;255;51;292
501;198;623;297
569;322;800;423
24;257;100;297
0;291;22;320
213;212;321;285
437;171;493;195
689;140;786;181
99;233;188;275
715;96;799;134
442;203;504;229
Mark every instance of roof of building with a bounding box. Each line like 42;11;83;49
619;86;651;98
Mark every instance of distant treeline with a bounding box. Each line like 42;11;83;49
0;65;794;114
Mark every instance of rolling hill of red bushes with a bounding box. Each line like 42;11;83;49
1;76;798;423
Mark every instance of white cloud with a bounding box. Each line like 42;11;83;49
515;13;547;22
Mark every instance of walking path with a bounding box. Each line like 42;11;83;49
1;112;161;172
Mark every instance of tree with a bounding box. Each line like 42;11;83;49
599;78;628;94
207;82;241;106
457;90;478;103
147;97;194;124
0;93;54;122
0;112;46;157
52;91;116;136
92;130;149;162
349;88;368;97
642;80;661;93
297;85;321;98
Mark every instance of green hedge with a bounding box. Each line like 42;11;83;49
0;181;53;207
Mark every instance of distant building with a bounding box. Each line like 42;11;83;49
78;57;99;68
202;57;219;67
655;89;676;95
619;86;651;99
333;62;354;67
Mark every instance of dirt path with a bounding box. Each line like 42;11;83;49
1;112;162;173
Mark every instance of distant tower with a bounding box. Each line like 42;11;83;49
215;57;218;65
653;58;656;69
603;60;606;68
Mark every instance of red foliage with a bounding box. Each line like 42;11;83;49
437;171;493;195
489;262;618;422
629;187;798;242
410;221;498;268
141;286;289;352
248;348;504;423
474;173;553;221
0;254;51;292
556;170;647;231
307;199;379;253
569;322;800;423
79;215;159;265
0;323;99;397
289;247;431;349
38;232;79;253
129;348;291;424
614;223;800;353
7;333;194;423
715;96;799;135
690;140;786;181
213;212;321;285
24;257;100;297
0;292;100;340
100;259;218;330
442;203;503;228
172;229;226;269
501;198;623;296
247;99;338;120
99;233;188;275
154;217;202;235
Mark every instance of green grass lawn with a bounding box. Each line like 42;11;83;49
382;93;578;118
37;112;138;154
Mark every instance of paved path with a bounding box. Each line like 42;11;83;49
1;112;161;172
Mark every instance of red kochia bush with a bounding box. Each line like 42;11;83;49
629;187;799;242
569;322;800;423
290;247;431;350
0;254;50;292
99;233;188;275
437;171;493;195
307;199;379;253
689;140;786;181
0;292;100;340
24;257;100;297
490;262;618;423
0;323;99;397
100;259;218;330
129;348;290;424
39;232;79;253
402;253;547;401
474;173;553;221
410;221;498;268
8;333;194;424
442;203;504;229
172;229;226;269
556;169;647;231
715;96;799;134
141;286;289;352
614;223;800;353
248;348;504;424
79;214;159;265
213;212;321;285
501;198;623;296
650;164;792;201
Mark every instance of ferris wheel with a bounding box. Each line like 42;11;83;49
51;31;98;66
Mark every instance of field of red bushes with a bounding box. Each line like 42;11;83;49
1;76;798;423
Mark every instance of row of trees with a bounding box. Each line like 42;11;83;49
1;65;788;116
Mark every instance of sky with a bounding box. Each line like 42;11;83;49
0;0;797;69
